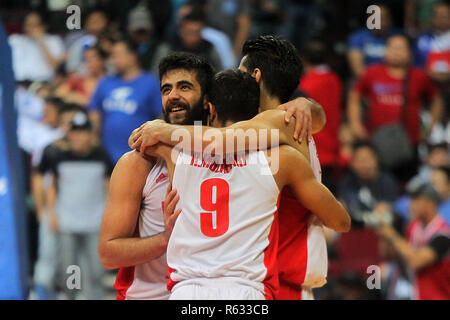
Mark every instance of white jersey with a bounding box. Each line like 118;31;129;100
167;151;280;299
303;138;328;289
123;158;170;300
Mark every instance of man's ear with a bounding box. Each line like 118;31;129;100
252;68;262;84
207;102;217;123
203;94;209;110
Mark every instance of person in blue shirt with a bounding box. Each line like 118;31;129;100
347;4;401;77
413;2;450;68
395;166;450;226
88;38;162;163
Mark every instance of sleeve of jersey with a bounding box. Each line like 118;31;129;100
428;234;450;261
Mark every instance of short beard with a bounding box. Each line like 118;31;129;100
163;96;208;125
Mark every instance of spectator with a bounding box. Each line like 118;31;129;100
126;3;170;75
206;0;251;58
31;102;83;300
405;0;443;34
347;34;444;180
8;10;65;82
299;40;343;192
337;141;399;223
169;7;223;70
414;2;450;70
178;1;236;68
45;112;113;299
375;183;450;300
347;4;400;77
65;7;110;74
415;142;449;184
278;0;319;52
55;46;107;107
88;38;162;164
431;166;450;225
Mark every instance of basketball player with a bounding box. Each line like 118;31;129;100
99;52;323;299
130;36;330;299
142;69;350;300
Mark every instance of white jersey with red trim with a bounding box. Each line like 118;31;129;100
303;138;328;289
124;157;170;300
167;151;280;299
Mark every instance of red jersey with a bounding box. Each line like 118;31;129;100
406;215;450;300
354;64;438;144
299;65;342;166
276;139;327;299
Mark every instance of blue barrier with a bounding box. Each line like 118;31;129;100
0;19;29;300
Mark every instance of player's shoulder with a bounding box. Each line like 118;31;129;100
269;145;308;163
113;151;156;177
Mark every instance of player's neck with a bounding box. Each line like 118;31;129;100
259;93;281;112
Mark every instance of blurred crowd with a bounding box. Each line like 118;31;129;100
1;0;449;300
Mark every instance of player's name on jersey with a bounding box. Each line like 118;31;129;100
189;152;248;174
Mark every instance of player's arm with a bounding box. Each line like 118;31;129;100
276;146;351;232
376;225;449;271
130;109;310;157
98;151;178;269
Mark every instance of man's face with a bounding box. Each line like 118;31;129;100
432;4;450;32
351;147;379;181
84;49;104;76
67;130;92;153
430;169;450;199
179;20;203;49
111;42;136;74
86;12;107;36
384;36;411;67
410;196;434;221
24;13;44;36
160;69;205;125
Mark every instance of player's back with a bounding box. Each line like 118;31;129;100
167;150;280;300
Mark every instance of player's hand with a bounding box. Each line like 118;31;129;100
162;183;182;244
277;97;313;144
129;120;166;154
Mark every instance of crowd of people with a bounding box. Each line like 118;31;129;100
1;0;449;300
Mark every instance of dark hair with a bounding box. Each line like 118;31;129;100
427;142;448;154
242;35;303;103
158;52;215;96
303;39;327;66
85;45;108;60
209;69;260;124
386;33;413;49
181;5;206;24
59;103;85;115
44;96;65;111
352;141;379;158
113;37;139;55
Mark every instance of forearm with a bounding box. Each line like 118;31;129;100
99;234;168;270
429;94;444;128
384;232;421;269
37;39;62;68
31;172;44;220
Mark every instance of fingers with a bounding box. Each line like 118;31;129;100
166;182;172;197
298;112;309;144
164;192;180;220
293;111;304;141
284;107;295;124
